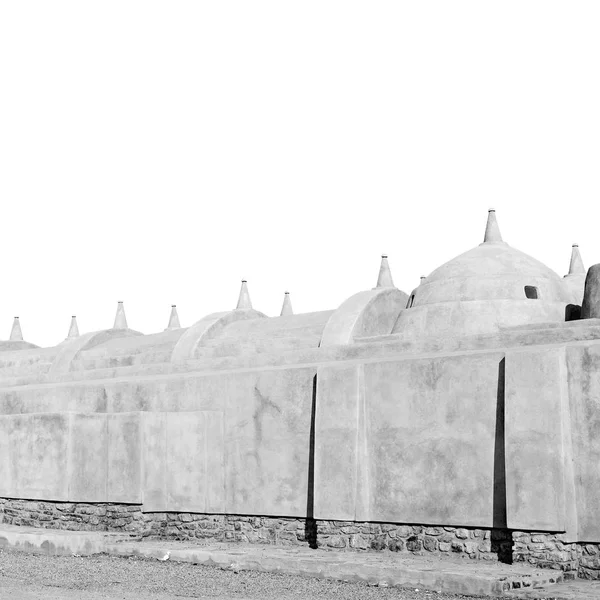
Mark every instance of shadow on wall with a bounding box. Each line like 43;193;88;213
305;374;318;549
492;357;513;564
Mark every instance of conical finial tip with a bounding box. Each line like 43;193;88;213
483;208;503;243
280;290;294;316
568;243;585;275
236;279;252;309
166;304;181;330
375;254;394;288
10;316;24;341
113;301;128;329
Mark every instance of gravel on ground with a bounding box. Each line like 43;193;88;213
0;547;498;600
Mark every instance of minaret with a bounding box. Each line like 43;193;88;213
67;316;79;339
166;305;181;330
280;292;293;316
10;317;23;341
236;280;252;310
483;208;503;244
113;301;128;329
567;244;585;276
375;255;395;288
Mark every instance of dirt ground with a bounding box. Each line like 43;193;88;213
0;547;490;600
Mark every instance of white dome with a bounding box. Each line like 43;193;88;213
411;241;572;307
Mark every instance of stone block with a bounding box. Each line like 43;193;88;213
423;536;438;552
389;538;404;552
406;536;422;552
464;541;479;554
326;536;346;549
370;536;386;551
349;534;368;550
340;526;361;534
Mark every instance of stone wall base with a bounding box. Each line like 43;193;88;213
1;498;598;579
512;531;600;580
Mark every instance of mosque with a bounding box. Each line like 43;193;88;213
1;209;600;580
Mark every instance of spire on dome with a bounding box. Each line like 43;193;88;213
166;305;181;330
236;280;252;309
483;208;503;243
67;316;79;339
568;244;585;276
376;255;395;288
113;301;128;329
10;317;23;341
280;292;293;316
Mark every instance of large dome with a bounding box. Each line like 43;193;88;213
394;210;574;339
411;240;572;307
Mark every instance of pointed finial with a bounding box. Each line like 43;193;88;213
113;301;128;329
376;255;395;288
9;317;23;341
67;316;79;339
483;208;503;243
568;244;585;275
236;280;252;309
166;305;181;330
280;291;294;316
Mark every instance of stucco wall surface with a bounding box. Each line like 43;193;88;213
0;366;314;518
565;343;600;542
314;351;504;528
393;300;567;339
0;413;70;500
504;348;569;533
0;412;141;502
3;315;600;543
142;411;224;513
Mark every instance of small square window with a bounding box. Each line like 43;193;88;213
524;286;539;299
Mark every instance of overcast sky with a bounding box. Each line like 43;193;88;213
1;2;599;347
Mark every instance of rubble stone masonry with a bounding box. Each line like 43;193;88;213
1;498;598;579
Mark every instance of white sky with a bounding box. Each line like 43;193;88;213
1;2;599;347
